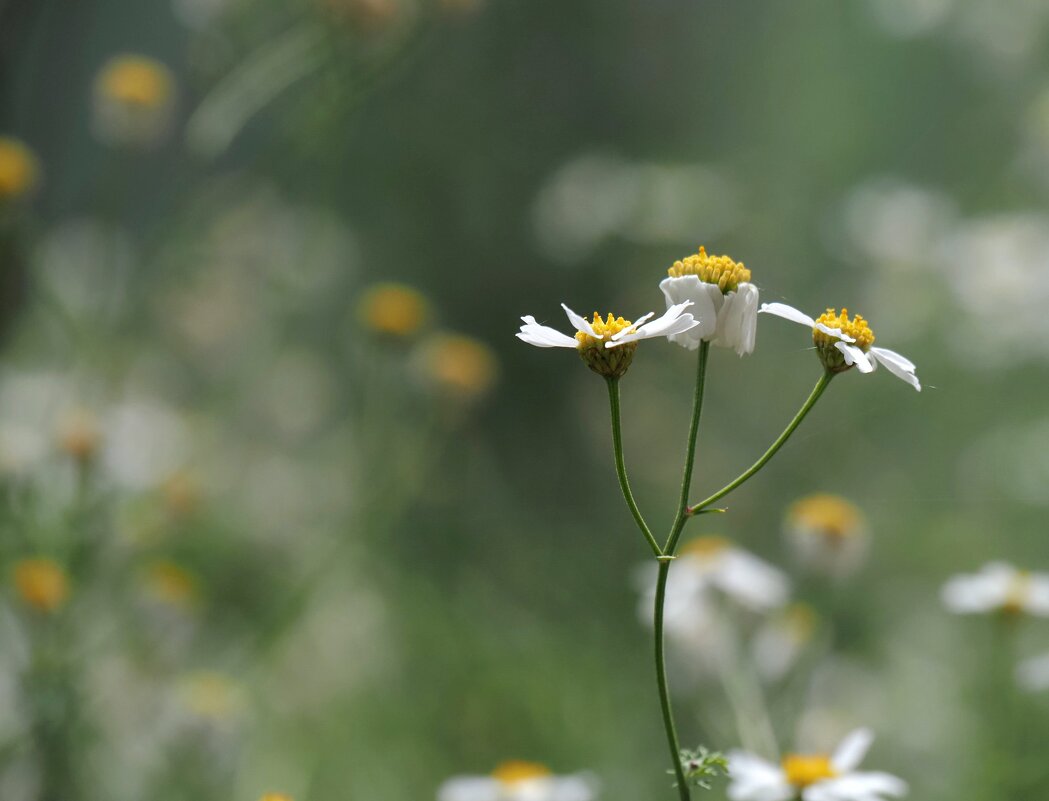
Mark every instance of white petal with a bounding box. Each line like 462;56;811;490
807;772;908;801
831;728;874;773
661;276;720;346
870;347;921;392
1023;575;1049;616
517;316;580;348
813;322;855;343
714;549;790;611
611;302;698;347
561;303;599;338
1016;651;1049;691
727;752;793;801
759;302;816;328
547;774;598;801
835;342;874;373
437;777;499;801
714;283;759;356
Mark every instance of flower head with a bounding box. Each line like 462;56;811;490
358;282;430;337
13;558;69;613
437;761;596;801
728;728;907;801
414;333;498;402
941;562;1049;618
660;246;759;356
140;559;199;610
785;493;869;578
57;409;101;464
92;55;175;147
517;302;697;378
760;302;920;390
0;137;40;201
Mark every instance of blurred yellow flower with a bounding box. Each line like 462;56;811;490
141;560;199;609
785;493;869;578
0;137;39;201
92;55;175;147
179;671;242;721
57;409;101;463
416;333;498;401
357;282;429;337
491;761;551;783
259;795;294;801
12;558;69;613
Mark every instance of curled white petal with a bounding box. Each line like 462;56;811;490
870;347;920;392
714;282;759;356
661;275;720;348
835;342;874;373
517;316;580;348
759;302;815;328
608;302;698;347
560;303;599;338
831;728;874;773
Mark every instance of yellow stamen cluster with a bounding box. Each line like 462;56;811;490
491;761;551;784
575;313;637;378
781;754;837;788
0;137;39;200
13;558;69;613
416;333;498;401
358;282;430;337
667;246;751;293
142;560;199;608
788;494;864;541
96;55;173;108
813;309;875;350
1003;571;1031;616
680;535;731;561
573;313;633;348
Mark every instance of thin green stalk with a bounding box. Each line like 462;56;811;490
654;560;690;800
687;370;833;515
664;342;710;555
606;378;662;557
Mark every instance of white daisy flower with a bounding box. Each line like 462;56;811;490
659;246;759;356
941;562;1049;617
516;301;698;378
727;728;907;801
784;494;869;579
638;537;790;624
759;303;920;391
751;603;818;682
437;761;597;801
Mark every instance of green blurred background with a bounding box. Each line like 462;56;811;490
2;0;1049;798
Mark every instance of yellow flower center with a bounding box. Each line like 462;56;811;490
782;753;837;788
788;494;863;541
680;535;731;561
418;333;498;400
1003;571;1031;616
97;56;173;107
490;761;551;784
574;313;634;349
13;558;69;613
142;560;199;608
259;794;294;801
0;137;39;200
812;309;875;351
667;246;751;293
358;283;429;337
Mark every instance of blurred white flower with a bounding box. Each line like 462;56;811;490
92;55;176;148
103;399;191;489
941;562;1049;617
751;604;818;682
660;246;758;357
760;303;920;390
437;762;596;801
784;494;869;579
532;154;740;264
1015;651;1049;692
727;729;907;801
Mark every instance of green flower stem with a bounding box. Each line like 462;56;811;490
606;377;663;558
687;370;833;516
654;559;690;801
664;341;711;556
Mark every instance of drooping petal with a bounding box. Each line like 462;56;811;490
661;275;720;347
715;282;759;356
436;777;499;801
831;728;874;773
759;302;816;328
727;752;794;801
870;347;921;392
517;316;580;348
714;549;790;612
835;342;874;373
561;303;599;338
609;302;697;347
